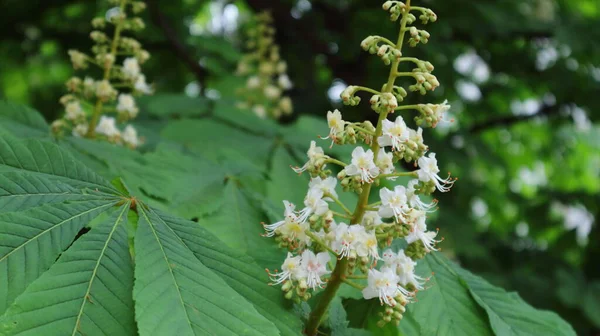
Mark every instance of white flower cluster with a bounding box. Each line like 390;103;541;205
266;1;453;331
51;0;151;149
266;124;453;305
236;11;293;119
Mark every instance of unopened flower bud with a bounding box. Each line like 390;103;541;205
68;50;87;69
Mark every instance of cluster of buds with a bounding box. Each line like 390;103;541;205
408;70;439;94
264;2;457;332
51;0;152;149
415;100;451;127
361;36;402;65
383;1;437;24
236;11;293;120
407;26;430;47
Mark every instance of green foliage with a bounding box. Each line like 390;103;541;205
0;97;580;335
0;106;307;335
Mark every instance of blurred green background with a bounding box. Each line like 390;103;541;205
1;0;598;334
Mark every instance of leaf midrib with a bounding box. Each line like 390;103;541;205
71;204;129;336
139;207;195;334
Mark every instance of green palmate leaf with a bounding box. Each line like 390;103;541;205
0;172;83;212
448;254;576;336
142;148;226;219
267;144;310;212
583;282;600;328
136;94;210;119
0;134;116;194
0;199;118;315
66;137;227;219
133;206;280;336
145;208;303;336
160;119;273;167
328;298;371;336
212;99;281;136
0;205;135;336
344;299;401;336
197;181;283;269
407;253;494;336
408;253;576;336
0;101;48;138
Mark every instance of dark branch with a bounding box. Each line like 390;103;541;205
468;103;565;134
146;0;208;89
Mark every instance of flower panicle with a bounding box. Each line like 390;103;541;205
51;0;152;149
263;1;455;332
236;11;293;120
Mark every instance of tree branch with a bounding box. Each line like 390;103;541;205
468;103;565;134
146;0;208;89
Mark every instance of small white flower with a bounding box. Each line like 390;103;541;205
362;211;383;227
325;110;345;142
252;105;267;118
301;250;331;289
105;7;123;22
247;76;261;89
95;80;116;100
123;57;140;79
355;228;380;261
68;50;87;69
379;186;410;223
135;75;153;94
116;94;139;118
309;176;338;200
378;116;409;151
65;101;84;121
344;147;380;183
278;220;310;245
382;249;423;290
292;141;327;173
122;125;140;147
268;252;305;285
278;74;293;90
95;116;120;137
421;100;450;126
416;153;455;192
406;216;440;251
298;188;329;223
406;179;437;212
376;148;395;177
72;124;88;138
276;61;287;73
83;77;95;90
330;223;363;259
404;208;427;226
279;97;293;114
264;85;282;100
362;268;406;306
263;201;300;237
